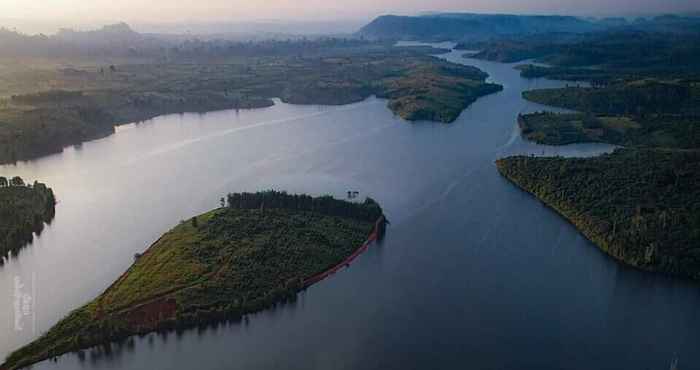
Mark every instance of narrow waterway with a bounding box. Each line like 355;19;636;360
1;44;697;370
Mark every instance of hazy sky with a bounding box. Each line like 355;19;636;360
1;0;699;25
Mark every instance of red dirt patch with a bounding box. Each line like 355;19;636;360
123;298;178;330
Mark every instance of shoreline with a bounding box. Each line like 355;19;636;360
495;158;699;282
303;215;386;288
0;93;446;166
2;209;386;370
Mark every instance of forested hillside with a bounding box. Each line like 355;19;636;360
497;149;700;280
505;23;700;283
357;13;603;41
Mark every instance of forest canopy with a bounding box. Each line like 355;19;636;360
497;149;700;280
0;176;55;259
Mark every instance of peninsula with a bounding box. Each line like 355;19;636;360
1;191;386;370
496;23;700;282
496;149;700;280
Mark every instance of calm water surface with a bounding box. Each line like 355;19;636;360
1;45;698;370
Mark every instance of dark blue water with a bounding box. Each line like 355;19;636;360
1;45;697;370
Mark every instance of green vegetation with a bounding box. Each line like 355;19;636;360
0;176;55;258
0;40;501;165
516;64;611;83
382;63;502;122
1;191;384;370
519;112;700;148
497;24;700;283
520;79;700;148
518;112;632;145
522;80;699;117
471;29;700;82
496;149;700;280
464;38;562;63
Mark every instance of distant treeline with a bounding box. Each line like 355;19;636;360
10;90;84;105
0;176;56;258
226;190;383;223
0;23;376;60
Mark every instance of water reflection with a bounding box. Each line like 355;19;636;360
3;44;698;370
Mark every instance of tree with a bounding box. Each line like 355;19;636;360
0;176;7;187
10;176;24;186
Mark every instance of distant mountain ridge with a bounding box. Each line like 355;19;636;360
357;13;700;41
54;22;142;43
357;13;605;40
0;22;162;57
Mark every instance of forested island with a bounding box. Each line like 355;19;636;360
1;191;386;370
0;176;55;259
496;149;700;279
0;28;502;165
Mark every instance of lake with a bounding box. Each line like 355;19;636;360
1;44;698;370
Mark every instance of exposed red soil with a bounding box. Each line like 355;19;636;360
100;215;385;330
123;298;177;330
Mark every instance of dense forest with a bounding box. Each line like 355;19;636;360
0;176;55;259
0;39;501;165
499;20;700;283
225;190;384;223
518;112;700;148
517;112;628;145
520;79;699;148
496;149;700;280
522;80;700;117
467;26;700;79
2;192;385;370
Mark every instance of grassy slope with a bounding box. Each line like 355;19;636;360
2;206;377;370
0;181;55;257
496;149;700;280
